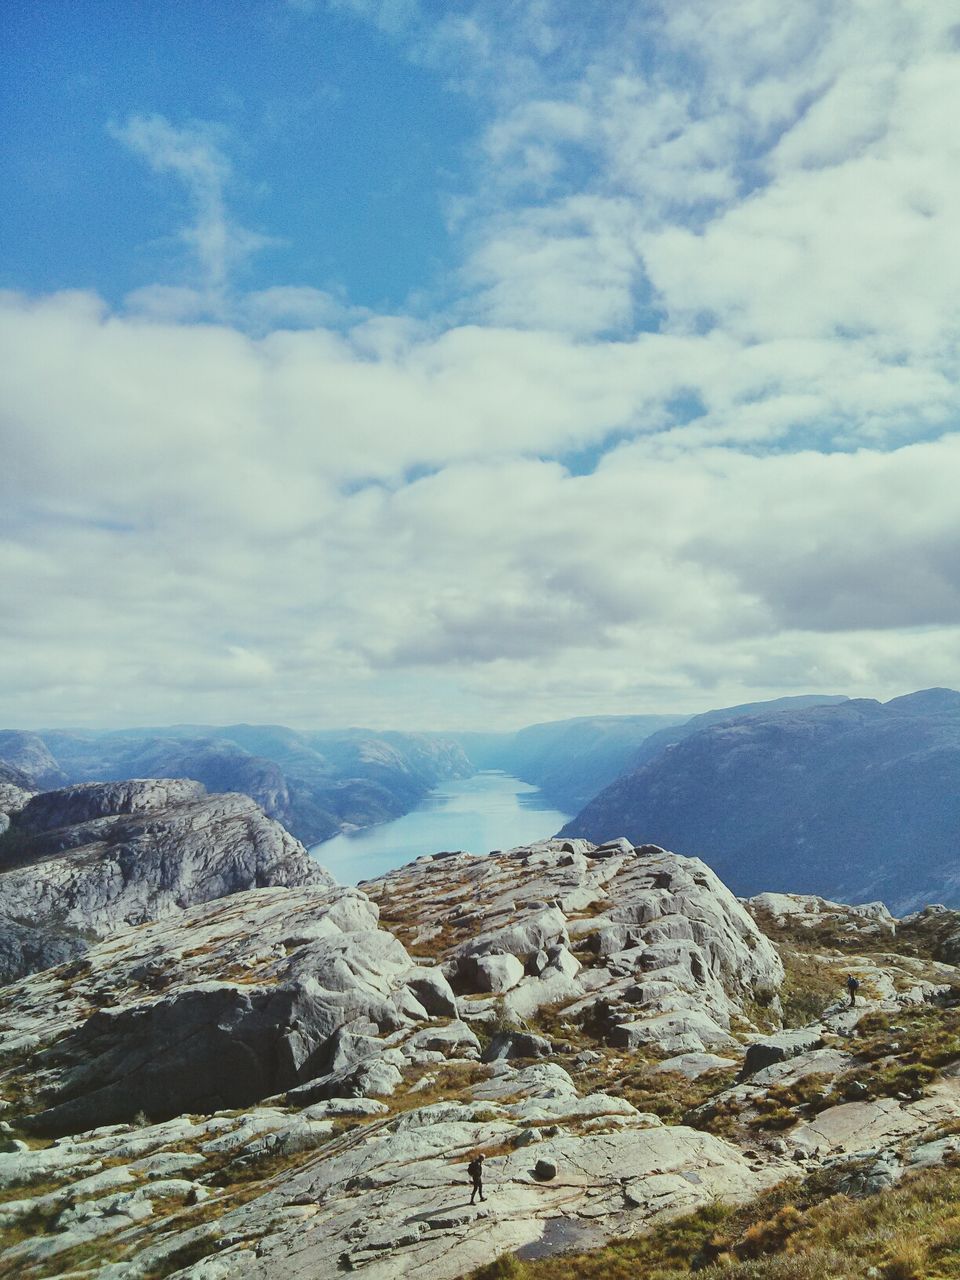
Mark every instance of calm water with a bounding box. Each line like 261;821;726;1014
310;771;572;884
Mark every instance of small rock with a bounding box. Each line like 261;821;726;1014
534;1158;558;1181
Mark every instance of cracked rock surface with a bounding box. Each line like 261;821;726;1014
0;779;329;984
0;839;957;1279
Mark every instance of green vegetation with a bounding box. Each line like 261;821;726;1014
776;948;846;1028
467;1165;960;1279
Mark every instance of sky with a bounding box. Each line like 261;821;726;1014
3;0;960;732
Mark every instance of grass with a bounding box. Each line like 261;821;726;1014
814;1003;960;1106
747;1074;835;1130
466;1165;960;1279
776;948;846;1028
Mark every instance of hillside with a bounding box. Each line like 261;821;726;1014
561;689;960;914
0;808;957;1279
0;778;327;984
455;714;683;812
8;726;472;847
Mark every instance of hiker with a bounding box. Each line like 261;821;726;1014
468;1153;485;1204
846;974;860;1007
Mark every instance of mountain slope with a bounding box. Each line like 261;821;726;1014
0;777;328;983
455;714;683;811
560;689;960;913
28;725;473;846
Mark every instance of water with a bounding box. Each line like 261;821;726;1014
310;771;572;884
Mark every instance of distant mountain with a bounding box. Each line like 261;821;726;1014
455;714;683;811
455;700;849;814
0;731;68;789
560;689;960;913
11;727;472;847
629;694;850;767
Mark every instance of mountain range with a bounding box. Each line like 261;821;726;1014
0;725;472;847
3;687;959;912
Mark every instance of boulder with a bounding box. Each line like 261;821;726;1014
655;1053;738;1079
404;969;458;1018
404;1024;481;1058
740;1028;825;1079
457;907;569;961
610;1010;737;1055
467;953;525;994
480;1032;553;1064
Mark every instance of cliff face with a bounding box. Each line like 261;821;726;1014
0;778;329;983
0;730;67;789
561;689;960;913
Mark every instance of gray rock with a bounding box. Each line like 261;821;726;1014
0;732;67;789
457;907;569;962
404;968;458;1018
740;1028;825;1078
405;1023;481;1058
11;880;432;1135
610;1010;736;1055
480;1031;553;1063
593;838;634;858
534;1157;558;1180
0;781;331;985
655;1053;738;1079
468;953;525;993
0;917;88;987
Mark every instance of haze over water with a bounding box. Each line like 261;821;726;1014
310;771;572;884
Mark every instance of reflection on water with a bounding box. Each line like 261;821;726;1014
309;771;572;885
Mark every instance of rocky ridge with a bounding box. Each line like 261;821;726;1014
0;779;328;985
0;835;957;1279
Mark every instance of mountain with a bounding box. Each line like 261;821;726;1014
0;777;328;984
21;725;473;847
628;693;850;767
0;832;957;1278
0;730;68;789
560;688;960;913
455;713;683;811
455;701;849;814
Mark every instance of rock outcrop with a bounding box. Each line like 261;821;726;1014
0;779;329;984
367;839;783;1055
0;880;456;1136
0;835;957;1280
0;730;68;789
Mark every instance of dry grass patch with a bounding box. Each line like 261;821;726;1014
468;1164;960;1280
777;948;847;1028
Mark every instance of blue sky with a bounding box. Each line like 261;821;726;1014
3;1;960;729
2;0;477;310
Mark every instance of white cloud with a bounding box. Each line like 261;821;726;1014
110;115;273;302
6;2;960;729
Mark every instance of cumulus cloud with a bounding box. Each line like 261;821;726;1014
5;1;960;728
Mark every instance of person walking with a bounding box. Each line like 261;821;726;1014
468;1153;485;1204
846;974;860;1007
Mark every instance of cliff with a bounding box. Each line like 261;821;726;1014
560;689;960;913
